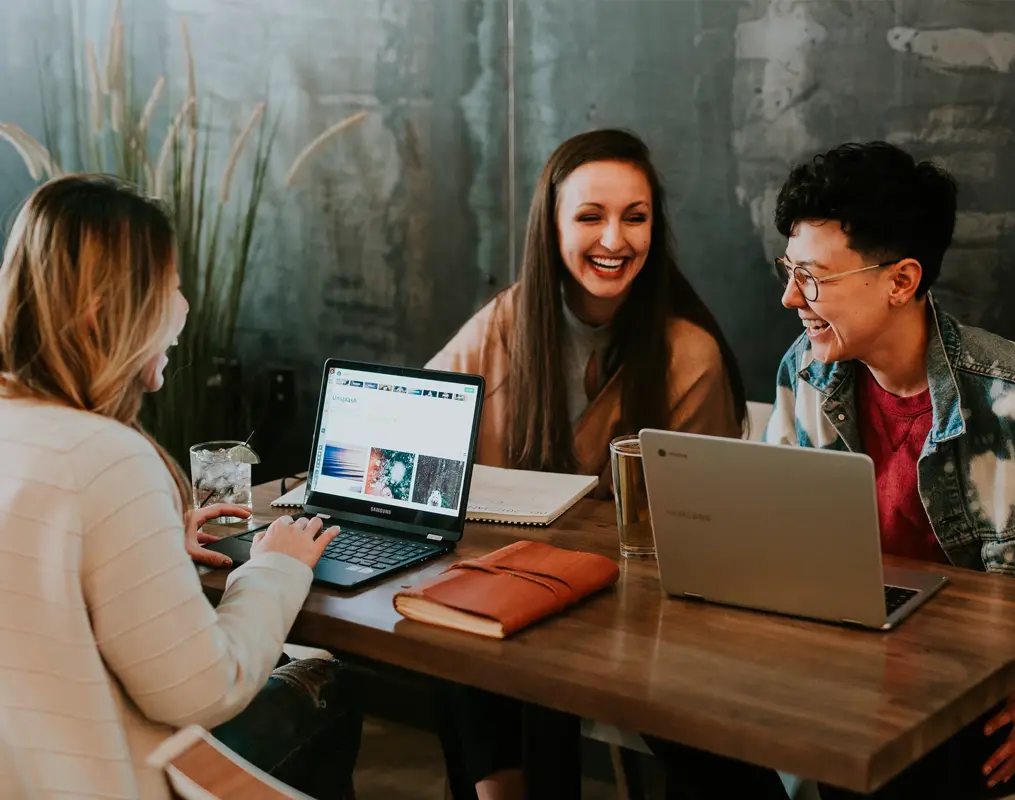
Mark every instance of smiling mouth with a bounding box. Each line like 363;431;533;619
587;255;628;274
802;318;830;336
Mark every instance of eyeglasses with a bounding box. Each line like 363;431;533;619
773;257;899;302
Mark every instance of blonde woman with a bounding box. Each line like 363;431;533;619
0;175;360;799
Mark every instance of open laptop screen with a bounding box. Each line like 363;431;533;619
303;360;484;537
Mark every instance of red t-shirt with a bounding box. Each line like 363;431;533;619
855;367;948;564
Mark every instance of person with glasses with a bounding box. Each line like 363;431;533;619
652;141;1015;799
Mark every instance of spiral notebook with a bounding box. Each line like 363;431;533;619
272;465;598;526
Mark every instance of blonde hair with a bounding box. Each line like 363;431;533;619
0;174;190;507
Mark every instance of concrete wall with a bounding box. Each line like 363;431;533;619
514;0;1015;394
2;0;1014;465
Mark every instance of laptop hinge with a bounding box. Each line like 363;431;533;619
682;592;704;601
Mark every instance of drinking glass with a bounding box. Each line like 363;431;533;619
609;436;656;559
189;440;253;523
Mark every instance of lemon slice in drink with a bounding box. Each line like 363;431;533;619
227;443;261;464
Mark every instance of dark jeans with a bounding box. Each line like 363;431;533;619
437;682;582;800
211;655;362;799
647;702;1013;800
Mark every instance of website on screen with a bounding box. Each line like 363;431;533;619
308;367;479;517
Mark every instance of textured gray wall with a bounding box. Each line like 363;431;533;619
2;0;1014;463
159;0;508;384
515;0;1015;396
0;0;508;464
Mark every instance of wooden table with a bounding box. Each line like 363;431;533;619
200;480;1015;792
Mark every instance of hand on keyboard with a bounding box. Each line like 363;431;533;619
250;515;341;569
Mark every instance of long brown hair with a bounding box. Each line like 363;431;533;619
0;174;190;507
506;129;747;472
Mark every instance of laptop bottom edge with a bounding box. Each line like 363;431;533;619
881;566;949;630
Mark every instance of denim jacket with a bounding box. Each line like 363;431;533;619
764;295;1015;574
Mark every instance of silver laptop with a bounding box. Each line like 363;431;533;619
638;429;947;630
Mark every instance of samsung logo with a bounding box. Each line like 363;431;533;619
667;509;711;522
371;506;392;515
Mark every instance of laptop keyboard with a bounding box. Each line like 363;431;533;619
884;585;919;616
235;524;440;570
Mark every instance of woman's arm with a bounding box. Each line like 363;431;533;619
79;428;312;730
666;324;742;438
668;359;741;437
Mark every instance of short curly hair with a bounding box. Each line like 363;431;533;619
774;142;957;297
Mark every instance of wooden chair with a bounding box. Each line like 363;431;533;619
746;400;775;441
152;645;355;800
150;725;323;800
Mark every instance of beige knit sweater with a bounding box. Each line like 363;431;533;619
0;398;313;799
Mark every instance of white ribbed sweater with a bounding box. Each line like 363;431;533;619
0;399;312;799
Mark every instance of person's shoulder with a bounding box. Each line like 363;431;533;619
427;286;516;370
469;285;517;333
664;316;723;373
0;399;149;455
68;415;162;491
0;400;163;502
952;318;1015;385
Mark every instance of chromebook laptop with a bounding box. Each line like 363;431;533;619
206;359;485;589
638;429;947;630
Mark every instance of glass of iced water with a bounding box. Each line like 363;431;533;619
189;440;255;523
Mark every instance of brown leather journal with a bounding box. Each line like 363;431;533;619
392;541;620;638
